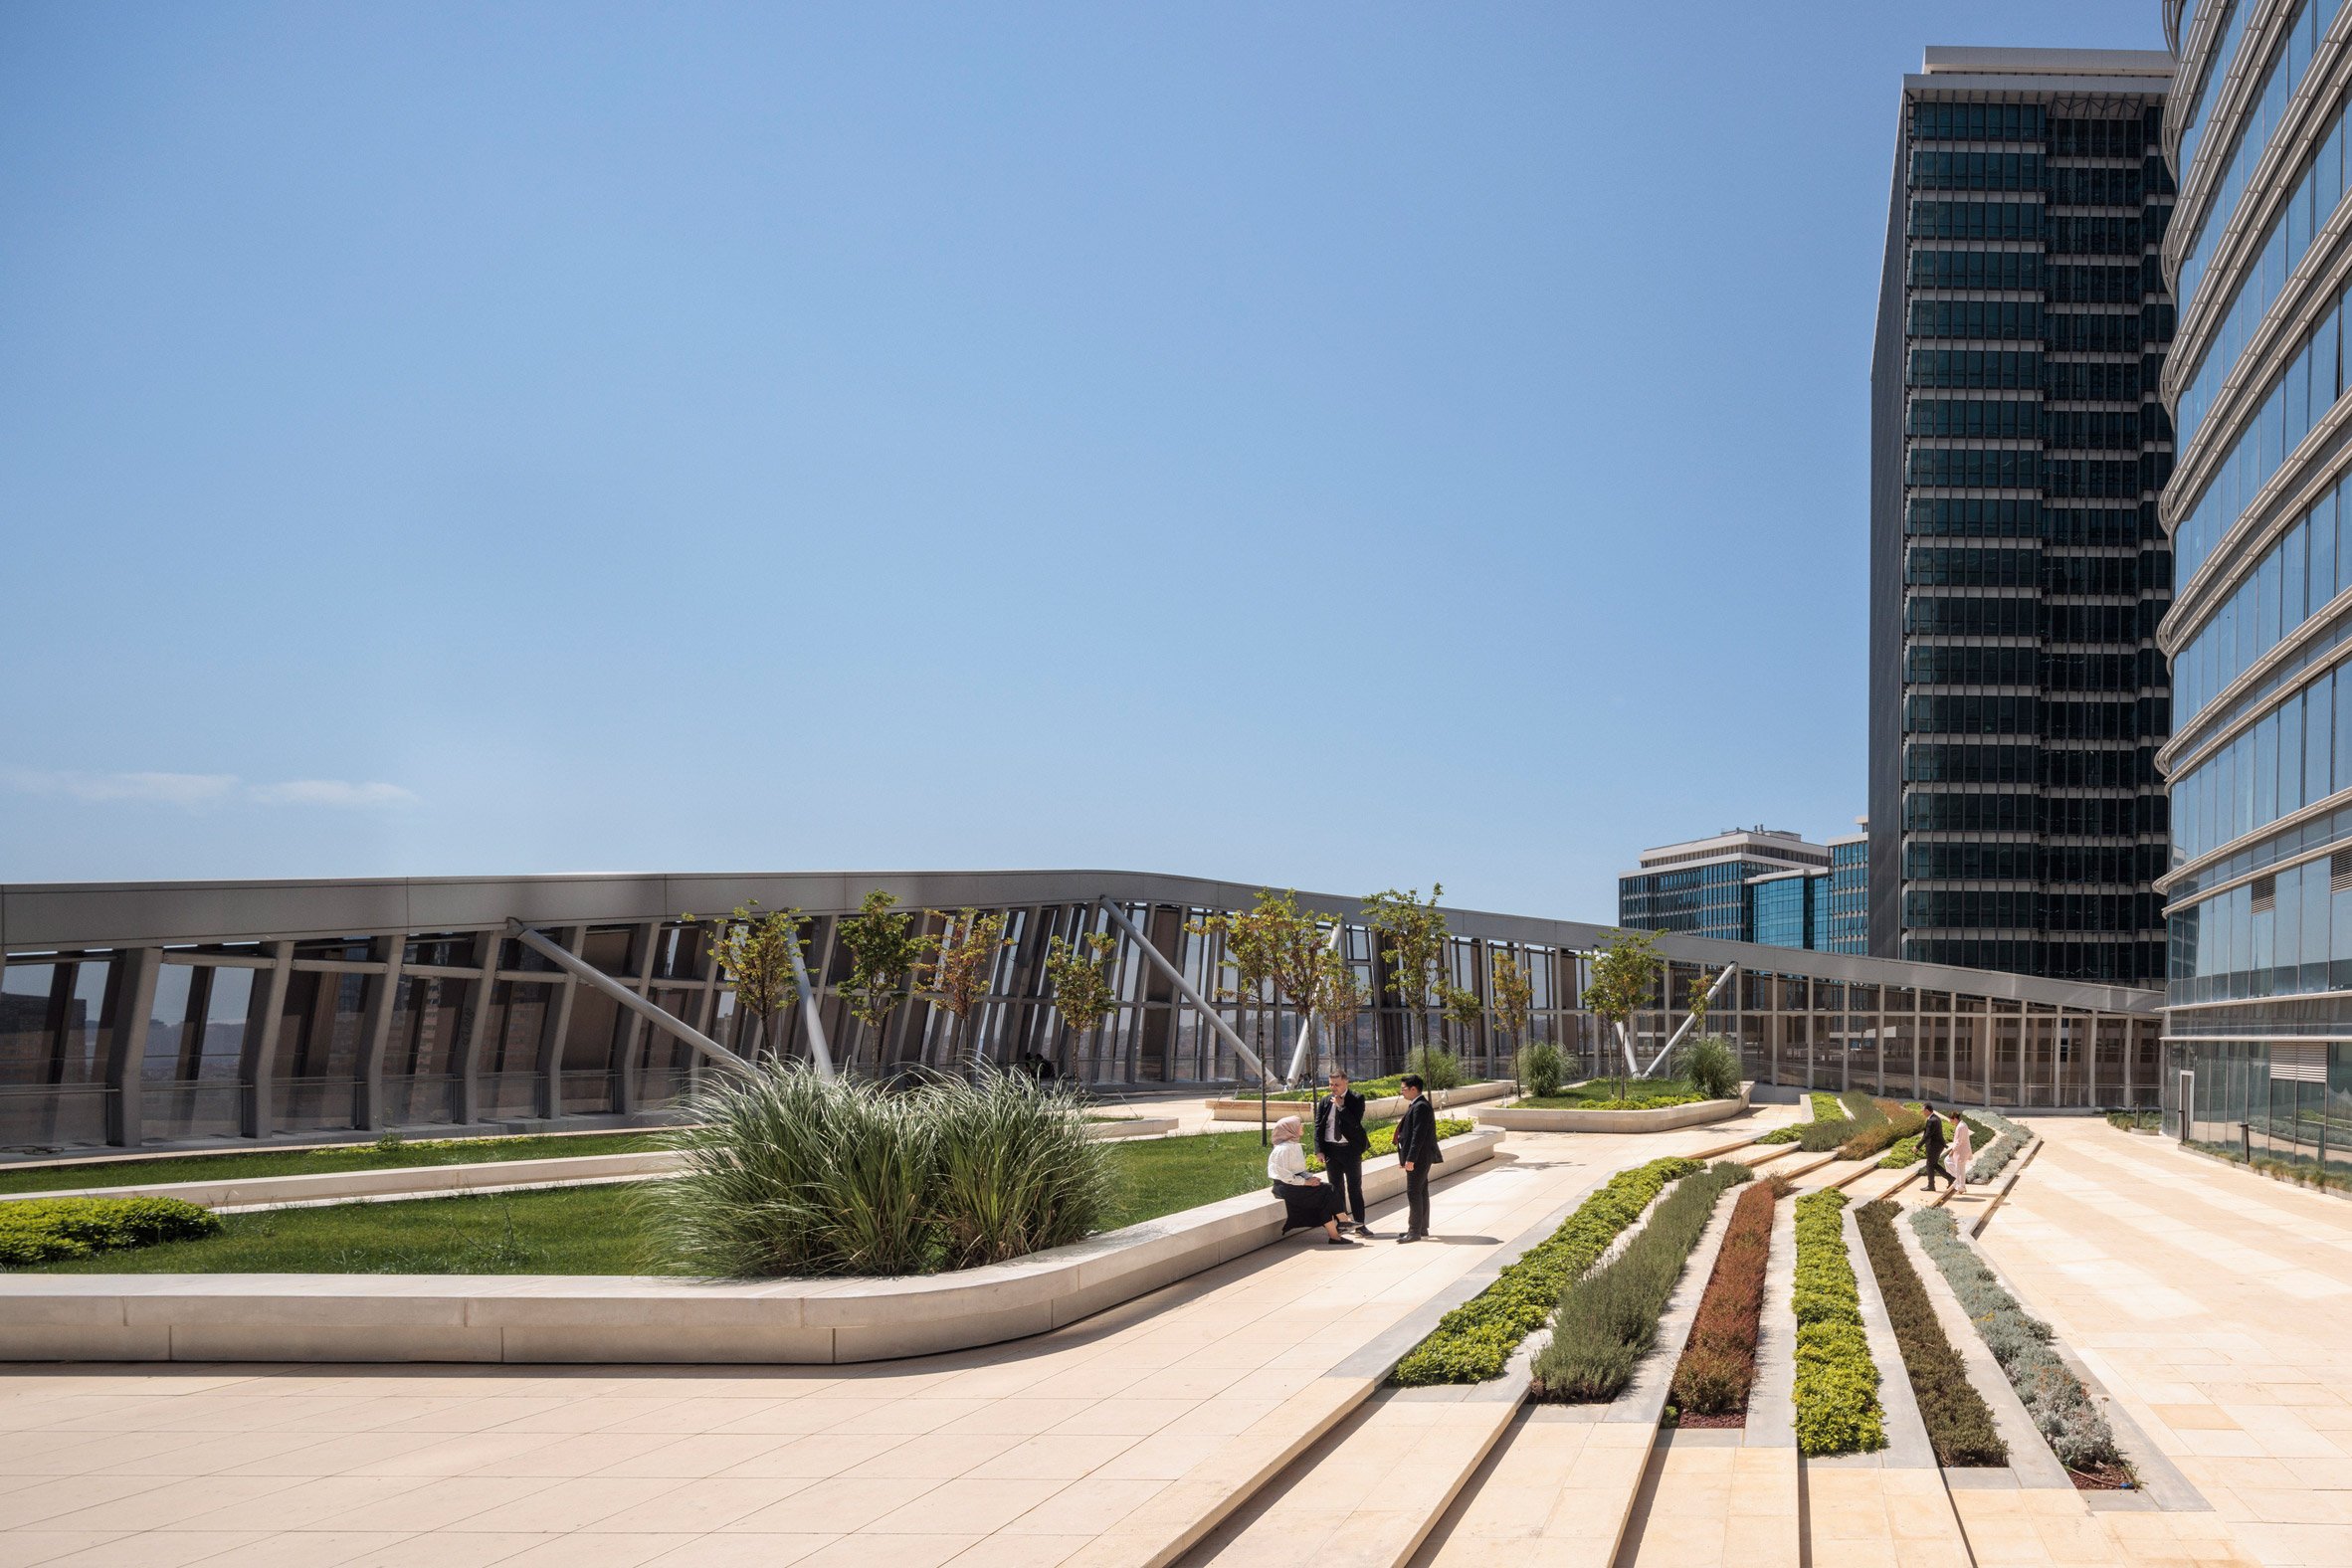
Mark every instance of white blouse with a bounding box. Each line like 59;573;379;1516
1268;1141;1311;1185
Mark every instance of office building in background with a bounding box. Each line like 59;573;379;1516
1869;47;2179;986
2157;0;2352;1163
1619;825;1868;951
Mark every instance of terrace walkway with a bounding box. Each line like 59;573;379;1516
0;1114;1778;1568
1972;1118;2352;1568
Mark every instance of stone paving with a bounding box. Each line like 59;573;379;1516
0;1116;1783;1568
1971;1119;2352;1568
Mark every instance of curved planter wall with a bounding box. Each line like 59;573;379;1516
1474;1083;1753;1134
0;1129;1504;1367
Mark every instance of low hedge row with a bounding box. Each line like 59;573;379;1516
1966;1107;2031;1185
1791;1189;1885;1456
0;1196;222;1267
1855;1200;2006;1466
1532;1160;1751;1402
1668;1175;1778;1417
1306;1117;1470;1171
1910;1208;2123;1473
1392;1156;1699;1385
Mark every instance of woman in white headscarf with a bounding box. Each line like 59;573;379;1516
1949;1112;1975;1197
1268;1116;1353;1244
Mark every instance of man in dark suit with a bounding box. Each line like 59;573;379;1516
1394;1074;1444;1243
1314;1070;1372;1235
1921;1105;1949;1191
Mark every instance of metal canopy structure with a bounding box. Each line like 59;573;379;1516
0;868;2164;1156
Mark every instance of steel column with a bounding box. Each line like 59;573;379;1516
505;921;749;1077
1095;895;1269;1081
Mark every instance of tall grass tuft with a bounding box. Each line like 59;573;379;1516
927;1072;1117;1269
642;1060;1111;1278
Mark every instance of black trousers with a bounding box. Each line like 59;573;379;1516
1923;1147;1949;1189
1322;1150;1366;1224
1405;1165;1432;1237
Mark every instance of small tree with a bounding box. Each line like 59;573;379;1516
1044;930;1118;1072
1262;890;1339;1084
1364;884;1448;1061
694;902;806;1064
1490;954;1535;1091
1441;983;1484;1070
836;890;936;1069
1583;927;1665;1103
1317;946;1367;1071
1187;893;1288;1136
1685;966;1715;1038
928;908;1011;1080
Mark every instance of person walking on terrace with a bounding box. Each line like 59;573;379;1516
1314;1069;1372;1236
1921;1105;1949;1192
1268;1116;1353;1245
1394;1074;1444;1243
1947;1110;1974;1198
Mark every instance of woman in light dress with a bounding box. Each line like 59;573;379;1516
1267;1116;1354;1245
1949;1113;1975;1197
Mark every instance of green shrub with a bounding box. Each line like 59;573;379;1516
1790;1189;1884;1456
1309;1117;1470;1171
644;1062;1112;1277
1404;1047;1465;1091
1392;1155;1698;1385
1910;1208;2122;1473
1836;1092;1889;1128
1667;1175;1775;1416
1756;1124;1803;1144
1680;1036;1742;1101
0;1196;221;1267
1533;1161;1750;1401
1518;1043;1566;1098
1855;1200;2004;1466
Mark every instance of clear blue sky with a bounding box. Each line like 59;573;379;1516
0;1;2166;917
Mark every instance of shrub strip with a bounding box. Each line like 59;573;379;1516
1909;1208;2124;1475
0;1196;222;1267
1667;1176;1777;1419
1391;1155;1699;1386
1790;1189;1886;1456
1854;1200;2006;1466
1531;1161;1753;1402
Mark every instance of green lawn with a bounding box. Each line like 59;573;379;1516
18;1124;1448;1275
0;1131;679;1197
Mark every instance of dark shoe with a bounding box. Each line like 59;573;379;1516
1327;1234;1355;1246
1398;1233;1423;1244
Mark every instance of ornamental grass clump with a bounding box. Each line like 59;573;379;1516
0;1196;221;1267
1791;1189;1886;1456
1517;1042;1566;1097
1533;1161;1751;1402
1909;1208;2124;1475
1839;1102;1927;1162
1667;1175;1778;1419
646;1061;1111;1277
1855;1200;2005;1466
1392;1156;1698;1386
1680;1036;1742;1101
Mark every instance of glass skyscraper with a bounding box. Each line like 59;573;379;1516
1870;48;2179;987
1619;826;1871;952
1825;826;1871;955
2158;0;2352;1169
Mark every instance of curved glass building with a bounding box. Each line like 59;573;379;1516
2159;0;2352;1166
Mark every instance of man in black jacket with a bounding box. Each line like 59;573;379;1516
1314;1070;1372;1235
1394;1074;1444;1243
1921;1106;1949;1191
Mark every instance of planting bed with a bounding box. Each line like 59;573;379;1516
1391;1155;1698;1385
0;1131;677;1197
1910;1207;2129;1487
1531;1160;1750;1401
1790;1188;1885;1456
1965;1107;2032;1185
1854;1199;2004;1467
1666;1172;1779;1425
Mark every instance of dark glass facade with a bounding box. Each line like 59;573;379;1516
1870;50;2179;987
